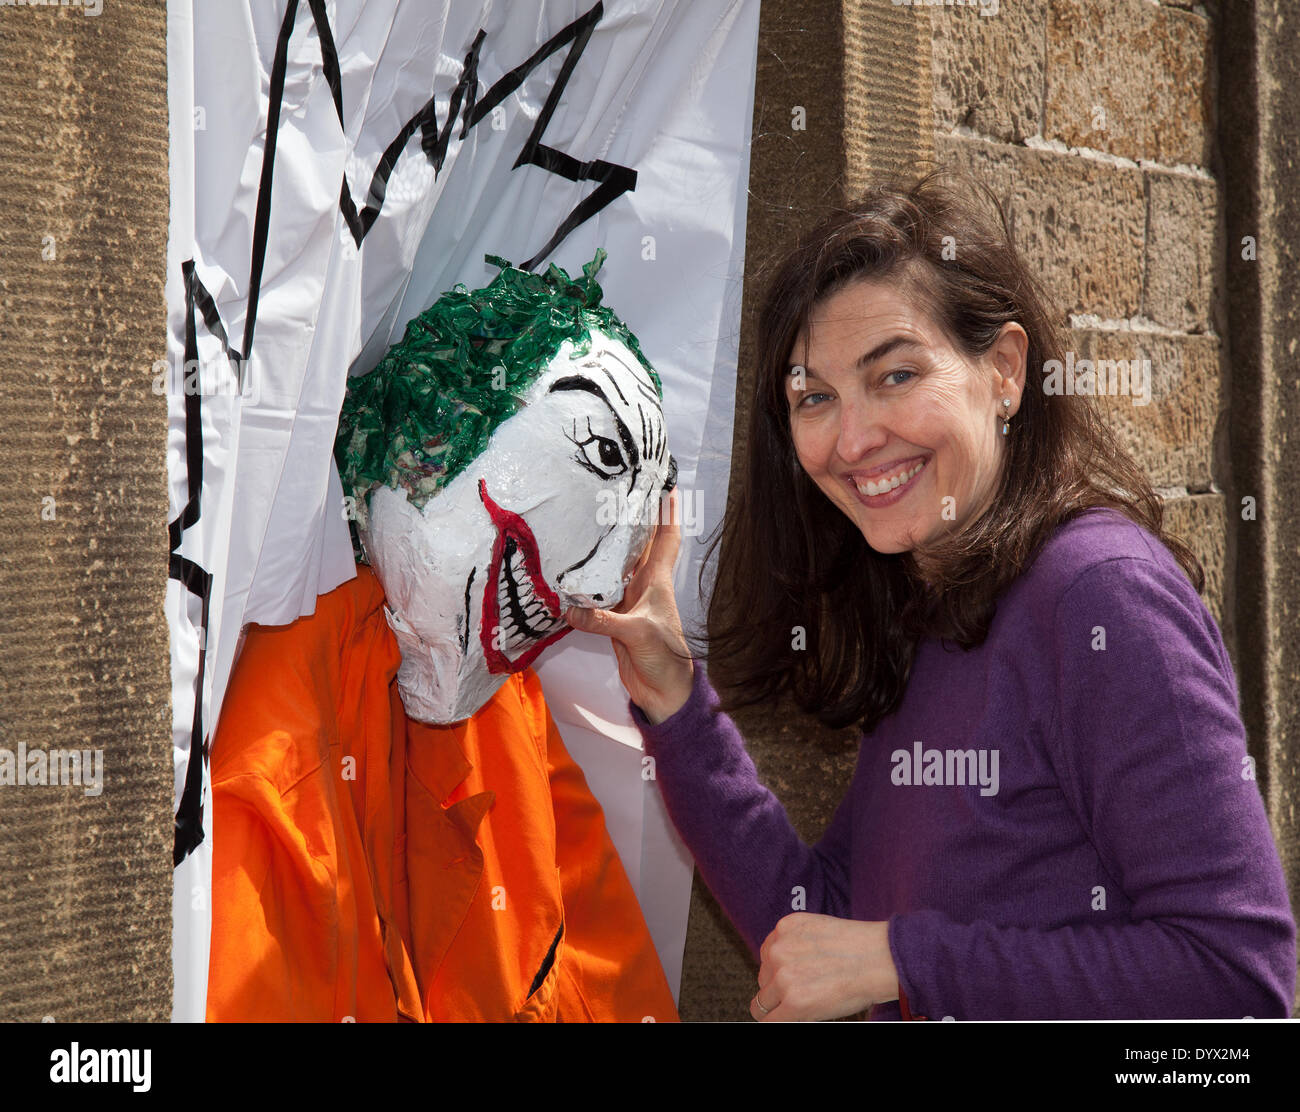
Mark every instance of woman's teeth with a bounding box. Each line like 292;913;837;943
854;460;924;497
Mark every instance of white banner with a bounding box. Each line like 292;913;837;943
165;0;758;1020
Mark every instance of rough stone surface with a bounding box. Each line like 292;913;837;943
0;5;173;1020
842;1;933;194
1161;493;1227;635
1145;171;1219;333
1065;331;1222;491
930;0;1046;143
935;134;1146;319
1045;0;1213;168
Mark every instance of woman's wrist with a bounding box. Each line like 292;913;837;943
640;658;695;725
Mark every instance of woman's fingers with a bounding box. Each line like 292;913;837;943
564;490;693;723
616;489;681;613
648;488;683;576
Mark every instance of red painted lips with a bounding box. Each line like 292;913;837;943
477;479;571;674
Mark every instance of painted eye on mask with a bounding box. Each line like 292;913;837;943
576;432;627;478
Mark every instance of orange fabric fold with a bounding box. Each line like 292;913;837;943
206;564;678;1023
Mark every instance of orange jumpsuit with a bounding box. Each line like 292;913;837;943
206;564;678;1022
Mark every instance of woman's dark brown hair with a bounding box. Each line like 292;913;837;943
702;169;1204;734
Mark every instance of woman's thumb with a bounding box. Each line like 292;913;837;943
565;605;615;634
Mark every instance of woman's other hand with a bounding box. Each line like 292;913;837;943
750;914;900;1021
564;488;694;724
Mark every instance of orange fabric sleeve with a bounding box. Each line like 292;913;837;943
517;671;680;1022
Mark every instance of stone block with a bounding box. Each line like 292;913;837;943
1045;0;1212;167
930;0;1047;142
1160;493;1227;632
936;135;1146;318
1144;170;1218;333
1057;330;1222;490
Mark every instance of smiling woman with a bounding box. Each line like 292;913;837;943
784;277;1028;577
715;173;1202;731
568;170;1297;1021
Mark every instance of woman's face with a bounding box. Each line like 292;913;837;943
785;276;1026;571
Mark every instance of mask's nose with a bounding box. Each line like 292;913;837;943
554;489;658;609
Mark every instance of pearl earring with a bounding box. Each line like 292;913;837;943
1000;398;1012;436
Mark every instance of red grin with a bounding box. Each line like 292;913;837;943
478;479;571;674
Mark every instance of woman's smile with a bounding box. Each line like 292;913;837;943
844;456;928;505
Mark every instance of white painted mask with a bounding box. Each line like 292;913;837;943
360;329;674;723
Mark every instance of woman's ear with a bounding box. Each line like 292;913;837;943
989;322;1029;414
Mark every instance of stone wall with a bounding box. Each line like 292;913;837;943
932;0;1226;630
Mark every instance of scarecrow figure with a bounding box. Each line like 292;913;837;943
206;254;679;1021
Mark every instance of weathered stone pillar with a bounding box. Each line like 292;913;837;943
0;2;173;1020
1219;0;1300;1013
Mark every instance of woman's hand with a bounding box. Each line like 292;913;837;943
564;488;694;724
749;914;899;1021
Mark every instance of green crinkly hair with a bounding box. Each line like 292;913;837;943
334;250;660;553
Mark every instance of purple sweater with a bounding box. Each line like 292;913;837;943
630;508;1296;1019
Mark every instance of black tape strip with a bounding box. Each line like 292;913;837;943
338;28;488;245
512;5;600;171
307;0;343;126
332;0;633;265
172;575;211;867
528;923;564;998
422;29;486;172
241;0;300;360
467;2;603;129
169;265;211;866
518;156;636;272
168;265;202;553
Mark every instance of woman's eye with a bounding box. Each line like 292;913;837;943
797;391;833;409
884;369;916;387
577;435;627;478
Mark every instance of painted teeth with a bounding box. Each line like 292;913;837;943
854;460;924;497
499;545;559;651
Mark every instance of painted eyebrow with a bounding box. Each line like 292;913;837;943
579;351;661;410
547;375;641;469
788;335;925;380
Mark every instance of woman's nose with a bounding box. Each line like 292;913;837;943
834;396;887;463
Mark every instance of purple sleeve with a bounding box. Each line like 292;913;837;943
630;664;854;958
890;554;1297;1019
